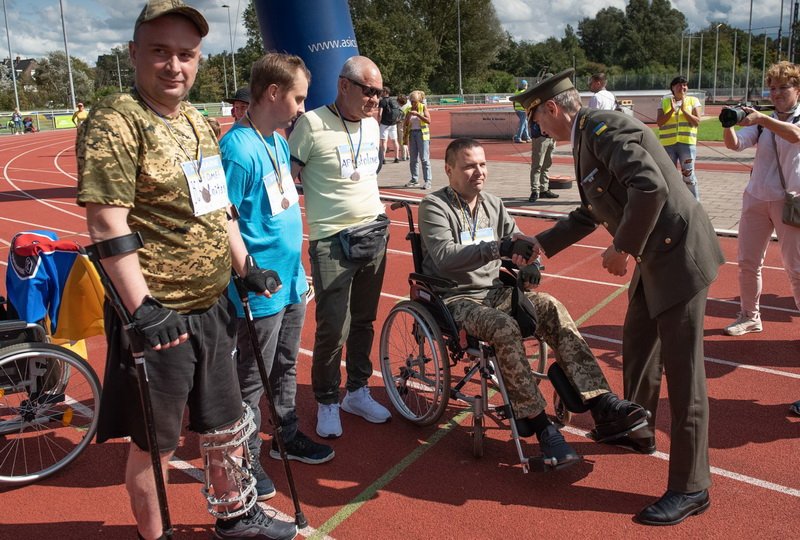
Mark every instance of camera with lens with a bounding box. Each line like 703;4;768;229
719;106;747;128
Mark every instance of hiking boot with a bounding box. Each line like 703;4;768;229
723;312;762;336
316;403;342;438
214;505;297;540
249;458;276;501
269;430;335;464
404;180;419;188
528;191;539;203
341;386;391;423
539;190;560;199
589;393;649;443
536;424;581;470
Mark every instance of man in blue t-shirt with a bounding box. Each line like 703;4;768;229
220;52;334;502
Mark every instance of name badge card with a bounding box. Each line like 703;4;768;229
263;163;298;216
337;142;381;180
183;154;229;217
459;227;494;246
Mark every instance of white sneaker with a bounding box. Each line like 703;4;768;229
421;181;432;190
316;403;342;439
341;387;391;423
723;312;762;336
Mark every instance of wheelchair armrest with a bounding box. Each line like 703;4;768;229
409;272;458;289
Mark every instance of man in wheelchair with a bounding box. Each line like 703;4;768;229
417;138;648;469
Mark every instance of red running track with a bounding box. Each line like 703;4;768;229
0;128;798;539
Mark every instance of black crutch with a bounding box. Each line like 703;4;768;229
85;233;173;539
233;275;308;529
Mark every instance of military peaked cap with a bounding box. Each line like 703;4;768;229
510;68;575;112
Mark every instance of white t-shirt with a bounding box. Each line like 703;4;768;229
589;89;616;110
735;109;800;201
289;105;385;240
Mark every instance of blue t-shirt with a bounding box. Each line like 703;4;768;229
220;123;308;318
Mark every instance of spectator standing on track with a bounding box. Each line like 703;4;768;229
588;73;616;110
721;61;800;350
377;86;402;166
657;76;702;201
527;122;558;203
226;86;250;122
76;2;297;539
396;94;410;161
403;90;432;189
515;70;724;526
419;137;649;469
220;52;335;503
513;79;531;143
72;102;89;127
11;108;22;135
289;55;391;440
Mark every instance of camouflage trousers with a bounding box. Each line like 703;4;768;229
446;287;610;419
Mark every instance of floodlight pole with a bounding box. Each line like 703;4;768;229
222;4;237;91
59;0;77;109
744;0;754;102
457;0;463;95
2;0;19;111
713;24;721;102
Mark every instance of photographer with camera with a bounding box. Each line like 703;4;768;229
418;138;648;470
657;76;702;200
721;61;800;344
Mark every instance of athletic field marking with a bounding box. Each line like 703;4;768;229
54;146;78;181
560;426;800;498
168;458;335;540
0;216;85;236
580;332;800;380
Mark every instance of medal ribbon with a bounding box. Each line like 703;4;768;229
246;111;284;196
449;187;479;241
331;103;362;174
138;91;204;175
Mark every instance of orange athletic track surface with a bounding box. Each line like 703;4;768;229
0;120;798;540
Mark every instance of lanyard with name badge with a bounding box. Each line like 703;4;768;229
331;102;363;181
246;110;290;210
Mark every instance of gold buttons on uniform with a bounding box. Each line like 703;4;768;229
636;256;642;263
587;204;593;211
602;221;609;228
664;237;672;244
596;187;603;193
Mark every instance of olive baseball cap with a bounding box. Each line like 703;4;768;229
135;0;209;37
510;68;575;112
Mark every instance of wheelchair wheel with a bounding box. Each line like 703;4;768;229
0;342;101;485
380;301;450;425
552;390;573;426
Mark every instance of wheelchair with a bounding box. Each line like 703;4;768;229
0;296;101;485
379;201;572;473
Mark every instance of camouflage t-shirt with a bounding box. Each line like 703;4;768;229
76;91;231;312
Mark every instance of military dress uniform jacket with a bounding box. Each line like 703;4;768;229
536;109;724;317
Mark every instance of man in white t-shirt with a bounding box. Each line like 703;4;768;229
289;55;391;441
588;73;616;110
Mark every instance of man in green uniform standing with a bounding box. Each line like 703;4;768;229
512;70;724;526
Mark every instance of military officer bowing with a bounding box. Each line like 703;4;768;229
511;70;724;526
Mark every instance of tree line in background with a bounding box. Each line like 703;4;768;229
0;0;793;110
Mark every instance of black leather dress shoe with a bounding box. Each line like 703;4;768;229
528;191;539;203
636;489;710;526
613;434;656;454
539;190;560;199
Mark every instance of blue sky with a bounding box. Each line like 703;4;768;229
0;0;791;66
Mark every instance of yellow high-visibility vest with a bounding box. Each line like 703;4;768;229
513;88;527;111
659;95;700;146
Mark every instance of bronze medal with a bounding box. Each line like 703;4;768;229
281;197;290;209
351;170;361;181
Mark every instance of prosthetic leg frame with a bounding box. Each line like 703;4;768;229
234;277;308;529
85;233;173;539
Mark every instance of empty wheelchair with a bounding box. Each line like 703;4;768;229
0;296;101;485
379;201;573;472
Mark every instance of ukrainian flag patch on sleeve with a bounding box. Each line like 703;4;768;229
593;122;607;136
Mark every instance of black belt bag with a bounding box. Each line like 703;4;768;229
339;214;390;261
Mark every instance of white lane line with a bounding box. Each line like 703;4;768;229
168;458;336;540
579;332;800;380
0;216;85;236
54;146;78;181
561;425;800;498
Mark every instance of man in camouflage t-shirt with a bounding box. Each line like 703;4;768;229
75;3;296;540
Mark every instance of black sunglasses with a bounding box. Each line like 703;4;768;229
342;77;382;98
